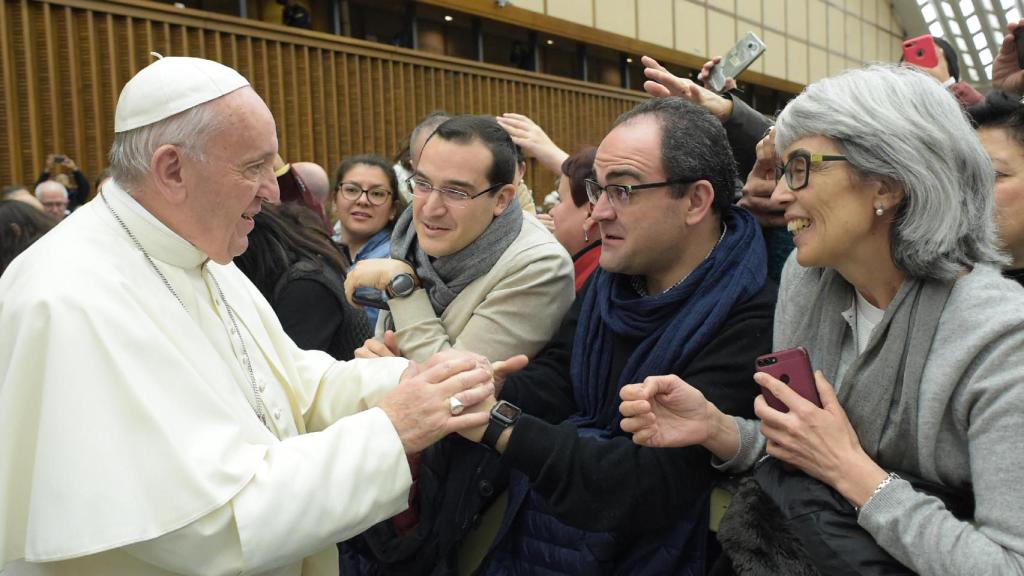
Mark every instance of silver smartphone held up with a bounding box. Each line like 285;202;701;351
709;32;766;92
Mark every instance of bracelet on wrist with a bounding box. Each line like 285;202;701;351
854;471;900;513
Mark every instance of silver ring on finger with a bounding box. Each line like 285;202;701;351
448;396;465;416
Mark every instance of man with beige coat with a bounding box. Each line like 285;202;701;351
345;114;574;364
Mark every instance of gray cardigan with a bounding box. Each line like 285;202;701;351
718;253;1024;575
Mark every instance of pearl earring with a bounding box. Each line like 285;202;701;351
584;229;590;242
875;204;884;217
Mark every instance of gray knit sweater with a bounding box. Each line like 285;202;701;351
718;254;1024;575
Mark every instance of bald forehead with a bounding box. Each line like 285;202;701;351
35;181;68;197
594;115;665;183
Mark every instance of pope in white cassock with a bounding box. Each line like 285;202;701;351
0;56;503;575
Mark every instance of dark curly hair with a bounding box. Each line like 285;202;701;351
0;200;55;276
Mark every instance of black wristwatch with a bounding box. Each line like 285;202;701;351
386;272;418;299
482;400;521;451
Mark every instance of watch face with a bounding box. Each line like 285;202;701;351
492;400;521;425
391;273;416;296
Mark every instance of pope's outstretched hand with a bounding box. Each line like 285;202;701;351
380;353;494;454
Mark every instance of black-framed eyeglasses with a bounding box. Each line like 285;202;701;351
406;176;506;206
584;177;696;207
776;151;849;191
337;182;393;206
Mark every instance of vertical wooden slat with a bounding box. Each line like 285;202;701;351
340;52;351;156
302;45;313;159
0;0;22;182
86;10;103;172
327;50;339;167
20;0;41;174
42;2;61;155
64;5;84;179
104;13;119;117
126;16;136;74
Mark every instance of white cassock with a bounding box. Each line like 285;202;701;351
0;181;413;575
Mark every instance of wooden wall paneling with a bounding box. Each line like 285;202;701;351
377;58;388;155
385;59;396;156
326;50;339;168
0;0;646;189
339;51;350;156
301;44;313;161
42;2;60;157
85;10;102;174
20;0;40;178
313;48;325;169
0;0;19;182
64;5;84;175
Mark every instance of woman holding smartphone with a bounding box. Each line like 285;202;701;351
620;65;1024;575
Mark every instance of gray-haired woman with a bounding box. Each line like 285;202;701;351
619;65;1024;575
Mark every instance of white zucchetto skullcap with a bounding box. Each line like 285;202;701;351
114;53;250;133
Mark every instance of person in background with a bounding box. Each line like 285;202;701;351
969;90;1024;286
0;200;54;276
1;185;45;212
36;154;89;209
548;146;601;291
93;168;112;200
993;18;1024;95
291;162;331;212
328;154;406;327
410;111;450;170
498;112;567;220
899;35;984;108
278;0;311;29
235;202;371;361
621;65;1024;576
34;180;69;222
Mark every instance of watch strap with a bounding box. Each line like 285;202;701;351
481;419;507;451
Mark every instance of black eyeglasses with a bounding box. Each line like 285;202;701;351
337;182;393;206
776;151;849;191
406;176;505;206
584;177;696;207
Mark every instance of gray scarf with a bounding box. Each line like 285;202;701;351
783;268;953;472
389;197;522;317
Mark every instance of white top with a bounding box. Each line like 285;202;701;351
0;182;413;575
854;290;885;353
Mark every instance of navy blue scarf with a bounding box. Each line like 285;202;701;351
569;206;767;432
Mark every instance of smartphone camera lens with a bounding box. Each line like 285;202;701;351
916;49;925;57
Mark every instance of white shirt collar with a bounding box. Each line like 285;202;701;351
104;179;208;270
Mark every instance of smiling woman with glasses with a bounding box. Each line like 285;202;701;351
329;154;408;326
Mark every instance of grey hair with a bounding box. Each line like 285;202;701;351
410;110;450;153
775;64;1006;281
34;180;68;200
107;100;223;191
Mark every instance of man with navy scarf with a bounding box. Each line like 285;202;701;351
459;97;777;575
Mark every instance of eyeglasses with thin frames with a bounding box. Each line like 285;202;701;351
406;176;506;206
776;151;849;191
337;183;393;206
584;177;696;208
